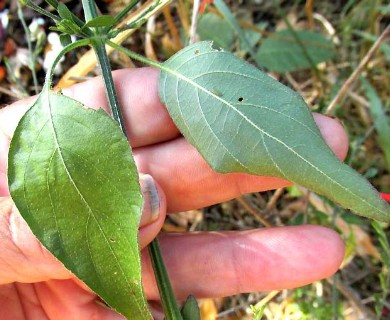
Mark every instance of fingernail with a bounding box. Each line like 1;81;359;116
139;174;160;227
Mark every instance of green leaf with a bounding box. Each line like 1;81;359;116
198;13;234;50
8;89;151;319
158;41;390;223
361;78;390;170
239;26;262;55
181;295;200;320
83;15;116;28
52;19;82;35
255;30;335;72
57;3;74;21
59;34;72;47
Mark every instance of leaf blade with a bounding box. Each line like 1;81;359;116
256;30;335;72
8;90;151;319
83;15;116;28
158;41;390;222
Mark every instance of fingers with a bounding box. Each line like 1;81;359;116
32;280;126;320
0;68;179;149
0;110;349;210
62;68;180;148
0;129;8;196
142;225;345;300
0;281;126;320
0;198;70;284
138;174;167;248
0;179;166;284
0;67;349;204
134;113;349;212
0;68;178;196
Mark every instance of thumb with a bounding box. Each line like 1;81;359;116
0;174;166;285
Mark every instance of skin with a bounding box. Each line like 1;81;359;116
0;67;347;319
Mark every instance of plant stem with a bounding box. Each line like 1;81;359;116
44;0;59;9
24;0;61;22
57;0;173;89
108;1;163;38
105;41;185;320
110;0;141;29
82;1;183;316
82;0;99;23
107;40;164;68
43;0;86;28
45;39;91;87
18;1;39;94
148;239;183;320
82;0;128;134
92;39;129;137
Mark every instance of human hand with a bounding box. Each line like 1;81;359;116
0;68;346;319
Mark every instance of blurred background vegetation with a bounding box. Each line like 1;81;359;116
0;0;389;319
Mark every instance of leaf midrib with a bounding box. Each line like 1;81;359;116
44;92;145;314
161;59;387;215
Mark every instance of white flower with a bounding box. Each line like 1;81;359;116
28;17;45;42
0;9;9;29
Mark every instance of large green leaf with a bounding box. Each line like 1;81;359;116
255;30;335;72
198;13;234;50
158;41;390;223
8;89;151;319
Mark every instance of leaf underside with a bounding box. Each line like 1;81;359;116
8;91;151;319
159;41;390;223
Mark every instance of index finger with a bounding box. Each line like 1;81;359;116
0;68;179;196
0;68;180;149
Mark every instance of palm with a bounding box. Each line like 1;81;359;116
0;68;346;319
0;280;121;320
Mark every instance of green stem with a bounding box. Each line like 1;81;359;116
4;57;29;97
107;40;164;68
109;0;141;30
148;239;183;320
92;39;129;136
82;0;99;23
106;41;184;320
24;0;61;22
43;0;86;28
18;1;39;94
44;0;59;9
107;0;161;38
108;19;146;38
45;39;91;87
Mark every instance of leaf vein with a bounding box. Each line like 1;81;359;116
162;68;386;215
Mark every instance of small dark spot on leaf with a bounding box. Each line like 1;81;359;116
109;236;116;242
238;97;244;102
212;88;223;97
194;48;199;55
